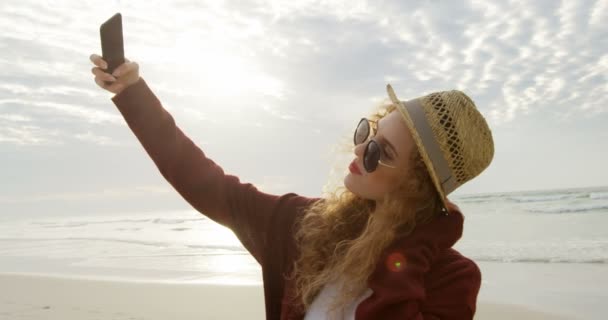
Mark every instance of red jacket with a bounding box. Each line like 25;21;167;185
111;78;481;320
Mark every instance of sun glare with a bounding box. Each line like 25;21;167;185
156;31;285;100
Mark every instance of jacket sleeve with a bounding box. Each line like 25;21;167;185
111;78;317;265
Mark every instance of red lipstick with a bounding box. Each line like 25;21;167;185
349;161;362;175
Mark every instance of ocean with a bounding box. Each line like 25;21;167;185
1;185;607;285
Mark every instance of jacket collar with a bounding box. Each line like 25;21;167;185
356;199;464;318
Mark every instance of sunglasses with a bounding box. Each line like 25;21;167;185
354;118;398;173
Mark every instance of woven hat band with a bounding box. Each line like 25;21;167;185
404;98;458;195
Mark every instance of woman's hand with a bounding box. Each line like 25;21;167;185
90;54;140;95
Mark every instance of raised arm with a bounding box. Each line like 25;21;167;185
90;54;319;264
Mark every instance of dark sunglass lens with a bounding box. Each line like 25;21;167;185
364;141;381;172
354;119;369;145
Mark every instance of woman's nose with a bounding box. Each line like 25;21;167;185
354;142;366;157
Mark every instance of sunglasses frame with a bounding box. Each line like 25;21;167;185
354;118;398;173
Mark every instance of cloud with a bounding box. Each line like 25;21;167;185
74;130;123;146
0;98;121;124
1;0;603;135
589;0;608;27
0;0;606;198
0;123;61;146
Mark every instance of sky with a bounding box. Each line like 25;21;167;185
1;0;607;216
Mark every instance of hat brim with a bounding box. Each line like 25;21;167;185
386;84;449;213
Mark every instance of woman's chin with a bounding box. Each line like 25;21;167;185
343;174;356;193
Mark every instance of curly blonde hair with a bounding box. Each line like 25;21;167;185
286;100;445;319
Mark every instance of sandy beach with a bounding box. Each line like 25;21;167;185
0;272;578;320
0;273;264;320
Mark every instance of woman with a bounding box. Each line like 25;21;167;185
90;53;494;320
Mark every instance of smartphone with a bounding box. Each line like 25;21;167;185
100;13;125;77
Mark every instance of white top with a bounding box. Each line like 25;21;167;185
303;280;373;320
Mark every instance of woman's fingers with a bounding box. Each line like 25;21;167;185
90;53;139;95
89;53;107;69
94;76;124;94
91;66;116;82
94;77;108;89
89;53;135;78
112;61;138;77
106;82;125;94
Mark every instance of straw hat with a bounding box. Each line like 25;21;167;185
386;84;494;213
